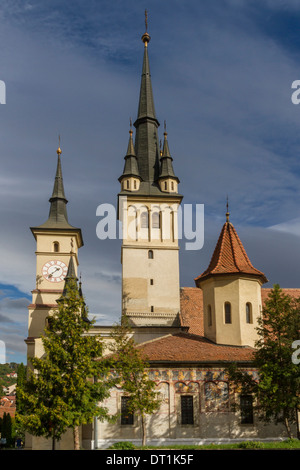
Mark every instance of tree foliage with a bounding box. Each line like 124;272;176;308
227;284;300;438
109;319;161;446
16;282;113;449
0;412;13;447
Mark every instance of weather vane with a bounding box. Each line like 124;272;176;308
226;196;230;222
145;9;148;32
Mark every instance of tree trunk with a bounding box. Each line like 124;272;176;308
296;408;300;439
141;415;146;447
73;426;80;450
284;415;293;439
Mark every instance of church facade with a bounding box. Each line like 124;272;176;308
25;26;298;450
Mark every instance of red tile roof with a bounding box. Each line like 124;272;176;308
261;288;300;302
194;221;268;284
139;332;255;363
180;287;204;336
0;395;16;418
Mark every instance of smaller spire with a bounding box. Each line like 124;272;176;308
159;125;179;183
119;119;141;182
57;254;79;303
79;272;83;297
78;273;90;322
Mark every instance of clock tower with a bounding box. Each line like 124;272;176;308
26;144;83;362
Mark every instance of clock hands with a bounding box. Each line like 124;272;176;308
48;267;61;279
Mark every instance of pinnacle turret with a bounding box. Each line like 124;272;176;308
159;128;179;182
119;127;141;182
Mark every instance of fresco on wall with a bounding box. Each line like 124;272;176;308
204;381;229;412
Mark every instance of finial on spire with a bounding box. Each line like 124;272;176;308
141;9;151;45
129;117;133;136
57;134;62;155
164;120;167;137
226;196;230;223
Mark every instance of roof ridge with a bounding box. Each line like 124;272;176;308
135;333;173;348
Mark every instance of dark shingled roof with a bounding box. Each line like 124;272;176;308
119;130;141;181
159;131;179;182
31;148;83;246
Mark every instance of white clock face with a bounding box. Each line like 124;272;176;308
42;260;68;283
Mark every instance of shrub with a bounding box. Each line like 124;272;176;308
237;440;264;449
108;441;136;450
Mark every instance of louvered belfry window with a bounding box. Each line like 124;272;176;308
181;395;194;425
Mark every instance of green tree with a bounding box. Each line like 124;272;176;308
16;273;113;450
110;320;161;447
16;363;26;415
227;284;300;438
1;412;13;447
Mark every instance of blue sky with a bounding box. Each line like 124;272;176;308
1;0;300;363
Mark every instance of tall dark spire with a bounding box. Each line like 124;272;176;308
118;14;181;199
133;15;160;191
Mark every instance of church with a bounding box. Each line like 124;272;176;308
25;23;299;450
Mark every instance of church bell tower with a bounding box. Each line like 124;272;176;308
26;144;83;361
118;21;182;327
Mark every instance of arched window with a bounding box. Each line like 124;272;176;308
224;302;231;324
141;211;149;228
171;181;174;191
152;212;160;229
208;305;212;327
126;180;130;189
53;241;59;253
246;302;252;324
148;250;153;259
134;180;137;189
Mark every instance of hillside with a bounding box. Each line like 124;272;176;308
0;363;20;391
